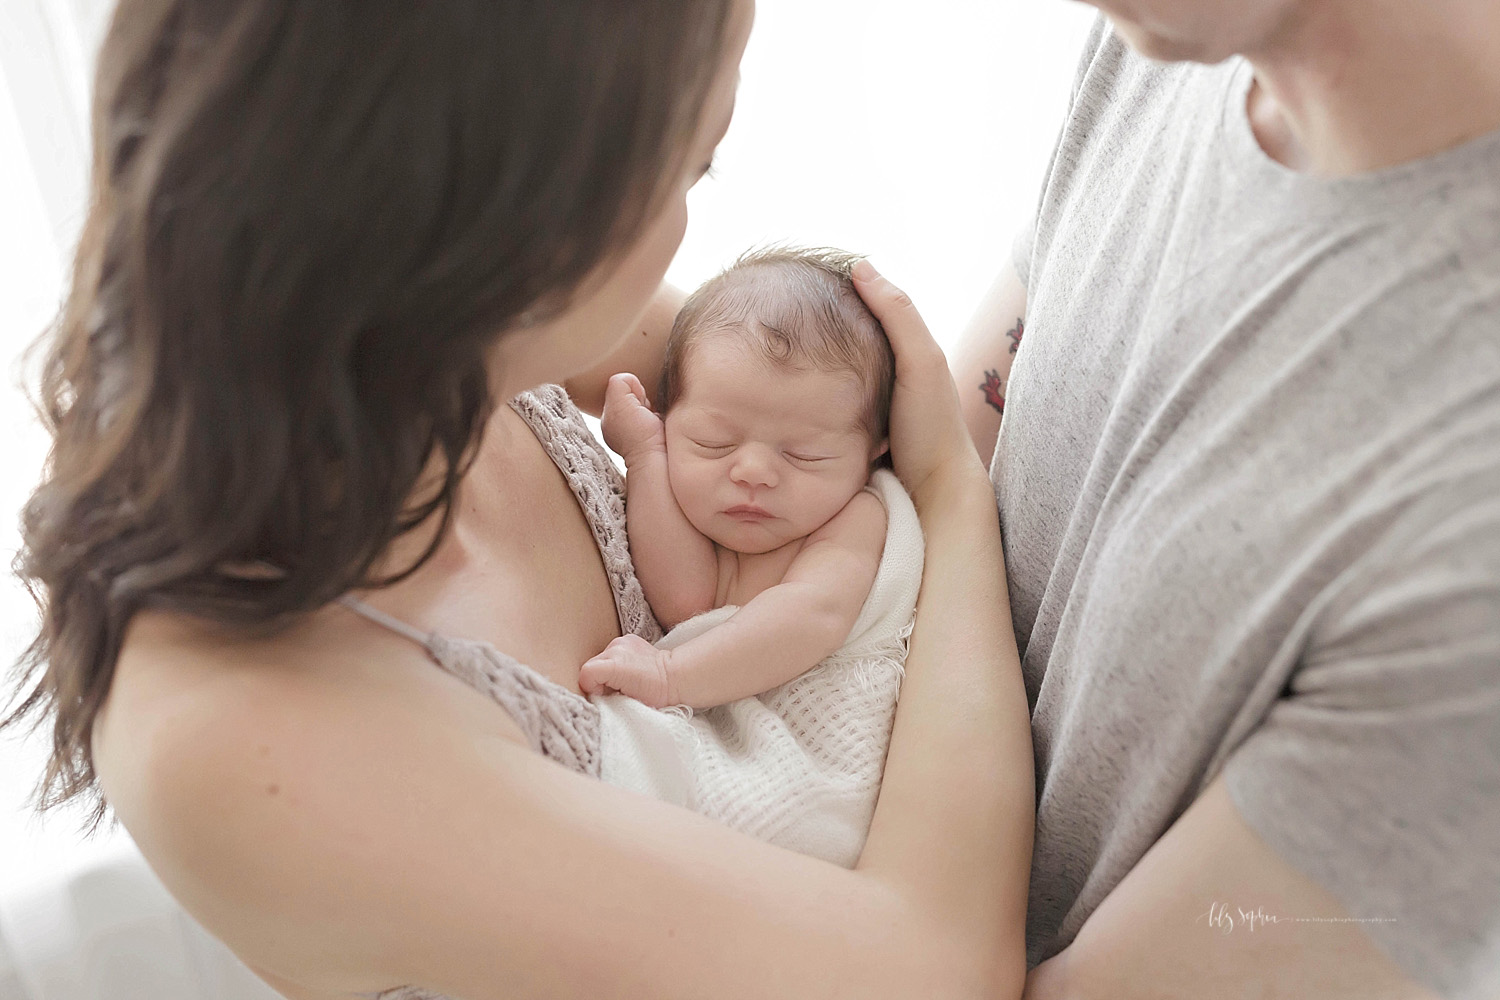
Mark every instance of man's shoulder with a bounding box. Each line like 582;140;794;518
1063;14;1216;120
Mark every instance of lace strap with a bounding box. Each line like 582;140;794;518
509;385;663;644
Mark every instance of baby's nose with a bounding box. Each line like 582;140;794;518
729;446;778;489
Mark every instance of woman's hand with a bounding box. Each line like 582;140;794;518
850;259;990;507
601;372;668;463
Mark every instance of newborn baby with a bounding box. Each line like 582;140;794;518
581;247;924;868
581;246;894;708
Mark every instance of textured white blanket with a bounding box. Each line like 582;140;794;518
596;469;923;867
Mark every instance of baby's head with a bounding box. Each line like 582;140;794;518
657;247;894;554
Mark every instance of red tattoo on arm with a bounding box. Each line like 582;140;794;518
980;319;1026;415
981;370;1005;414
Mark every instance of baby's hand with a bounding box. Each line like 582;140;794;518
601;373;666;462
579;634;679;708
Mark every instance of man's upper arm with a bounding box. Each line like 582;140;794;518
953;12;1111;468
1031;490;1500;1000
949;261;1027;469
1028;775;1444;1000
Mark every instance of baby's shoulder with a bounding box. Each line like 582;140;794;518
807;488;887;553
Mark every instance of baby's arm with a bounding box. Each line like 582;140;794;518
601;373;717;627
581;489;887;709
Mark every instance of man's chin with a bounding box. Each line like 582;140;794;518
1111;18;1235;65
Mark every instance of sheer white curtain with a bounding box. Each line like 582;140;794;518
0;2;1097;997
0;0;111;257
0;0;118;896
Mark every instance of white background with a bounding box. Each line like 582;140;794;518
0;0;1098;897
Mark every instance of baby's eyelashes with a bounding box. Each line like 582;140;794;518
689;440;832;464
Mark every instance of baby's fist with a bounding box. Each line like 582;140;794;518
601;373;666;462
579;634;678;708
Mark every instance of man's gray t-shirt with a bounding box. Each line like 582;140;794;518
998;17;1499;999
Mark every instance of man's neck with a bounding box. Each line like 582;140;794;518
1244;0;1500;175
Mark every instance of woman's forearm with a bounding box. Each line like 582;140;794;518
858;467;1035;990
169;466;1035;1000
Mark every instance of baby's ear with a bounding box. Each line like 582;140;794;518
869;438;891;463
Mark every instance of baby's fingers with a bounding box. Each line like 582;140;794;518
578;656;616;696
626;373;651;408
605;373;637;408
608;371;651;409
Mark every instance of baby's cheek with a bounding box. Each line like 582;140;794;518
669;457;716;524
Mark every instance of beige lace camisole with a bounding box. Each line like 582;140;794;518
346;384;661;1000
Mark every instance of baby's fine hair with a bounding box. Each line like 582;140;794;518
658;246;896;441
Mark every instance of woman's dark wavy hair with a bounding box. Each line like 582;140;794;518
2;0;734;826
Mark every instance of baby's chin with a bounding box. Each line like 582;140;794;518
705;524;805;556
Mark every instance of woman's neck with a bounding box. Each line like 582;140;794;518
369;402;527;585
1245;0;1500;175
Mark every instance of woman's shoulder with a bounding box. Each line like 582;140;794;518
510;384;610;463
97;606;534;816
94;608;536;994
510;385;662;644
97;611;513;836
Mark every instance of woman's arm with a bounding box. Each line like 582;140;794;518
849;257;1034;965
123;265;1034;1000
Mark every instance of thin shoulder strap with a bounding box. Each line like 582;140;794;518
337;594;433;648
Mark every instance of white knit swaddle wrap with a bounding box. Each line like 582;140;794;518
596;469;923;868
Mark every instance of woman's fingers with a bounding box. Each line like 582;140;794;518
850;259;984;499
850;258;947;373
